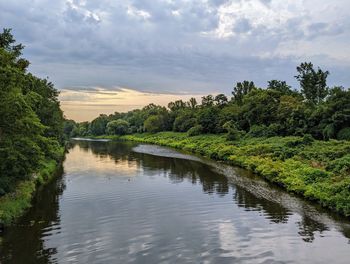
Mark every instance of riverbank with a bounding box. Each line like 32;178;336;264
0;149;65;227
94;132;350;216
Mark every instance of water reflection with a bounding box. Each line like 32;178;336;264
1;140;350;263
0;166;65;263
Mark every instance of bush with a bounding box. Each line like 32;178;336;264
302;134;314;145
248;125;277;138
106;119;130;135
337;127;350;141
187;125;203;137
144;115;165;133
327;155;350;174
223;121;245;141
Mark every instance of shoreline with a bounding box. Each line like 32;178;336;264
0;149;65;228
90;132;350;217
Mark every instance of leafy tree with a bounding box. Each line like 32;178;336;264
187;97;198;109
214;94;228;107
173;110;196;132
106;119;130;135
232;81;256;105
201;95;214;107
168;100;186;112
267;80;298;96
295;62;329;104
0;28;64;194
198;107;219;133
240;88;281;129
144;115;166;133
89;114;109;135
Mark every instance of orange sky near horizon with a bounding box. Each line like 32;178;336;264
59;87;206;122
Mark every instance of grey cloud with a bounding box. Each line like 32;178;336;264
0;0;350;96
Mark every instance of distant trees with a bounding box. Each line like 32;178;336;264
144;115;165;133
106;119;130;135
67;62;350;143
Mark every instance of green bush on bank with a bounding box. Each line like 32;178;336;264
0;148;63;226
121;132;350;216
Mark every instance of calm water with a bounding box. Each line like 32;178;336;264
1;140;350;263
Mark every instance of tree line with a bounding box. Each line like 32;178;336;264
0;29;64;195
66;63;350;141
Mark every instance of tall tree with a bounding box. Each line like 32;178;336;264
295;62;329;104
232;81;256;105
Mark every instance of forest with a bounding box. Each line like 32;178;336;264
66;65;350;142
0;29;64;223
64;49;350;215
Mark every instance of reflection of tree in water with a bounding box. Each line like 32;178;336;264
135;153;230;196
75;140;135;164
0;165;66;264
297;215;329;243
233;185;291;224
73;141;350;244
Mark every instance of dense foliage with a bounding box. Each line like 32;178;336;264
121;132;350;216
68;62;349;142
0;29;64;195
65;58;350;216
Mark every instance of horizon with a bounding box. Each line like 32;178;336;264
2;0;350;121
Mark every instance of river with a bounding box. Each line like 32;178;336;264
1;139;350;263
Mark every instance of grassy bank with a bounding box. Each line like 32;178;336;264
107;132;350;216
0;150;64;226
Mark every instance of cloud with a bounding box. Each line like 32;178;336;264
1;0;350;119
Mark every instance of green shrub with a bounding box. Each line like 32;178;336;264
106;119;130;135
187;125;203;137
337;127;350;141
248;125;277;138
327;155;350;174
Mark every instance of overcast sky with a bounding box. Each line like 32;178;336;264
1;0;350;121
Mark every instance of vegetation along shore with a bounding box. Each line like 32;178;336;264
65;62;350;216
0;29;66;227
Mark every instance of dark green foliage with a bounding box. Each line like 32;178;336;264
295;62;329;104
214;94;228;107
173;110;196;132
123;133;350;216
187;125;203;137
89;114;109;136
144;115;166;133
247;125;277;138
106;119;130;135
0;28;64;195
223;121;245;141
232;81;256;105
337;127;350;140
198;107;219;133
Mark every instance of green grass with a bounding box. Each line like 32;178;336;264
0;149;64;226
118;132;350;216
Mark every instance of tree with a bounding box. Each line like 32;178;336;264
144;115;165;133
201;95;214;107
232;81;256;105
198;107;219;133
267;80;297;96
0;28;64;194
295;62;329;104
106;119;130;135
173;110;196;132
89;114;109;135
168;100;186;112
214;94;228;107
187;97;197;109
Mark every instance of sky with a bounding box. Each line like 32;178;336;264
1;0;350;121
